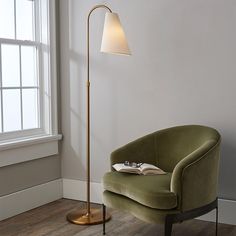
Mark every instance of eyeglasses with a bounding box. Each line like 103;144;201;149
124;161;143;168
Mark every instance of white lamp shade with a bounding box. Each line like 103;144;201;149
101;12;131;55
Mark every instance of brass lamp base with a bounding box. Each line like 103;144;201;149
67;208;111;225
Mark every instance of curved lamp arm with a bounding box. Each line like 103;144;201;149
88;5;112;19
87;5;112;85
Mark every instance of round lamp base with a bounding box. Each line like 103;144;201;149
67;208;111;225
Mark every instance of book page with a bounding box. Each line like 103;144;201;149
113;163;141;174
140;163;166;175
113;163;165;175
139;163;160;171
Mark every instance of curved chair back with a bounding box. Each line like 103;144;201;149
156;125;220;172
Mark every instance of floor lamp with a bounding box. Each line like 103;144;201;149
67;4;131;225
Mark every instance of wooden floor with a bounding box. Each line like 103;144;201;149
0;199;235;236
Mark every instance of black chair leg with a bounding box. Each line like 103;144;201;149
103;204;106;235
216;206;218;236
165;217;173;236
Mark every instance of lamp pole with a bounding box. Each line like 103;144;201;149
67;5;112;225
67;4;130;226
86;5;112;216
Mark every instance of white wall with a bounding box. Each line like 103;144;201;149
60;0;236;200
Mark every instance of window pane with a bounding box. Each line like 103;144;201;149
22;89;38;129
3;89;21;132
0;0;15;39
1;44;20;87
41;0;48;43
22;46;37;86
16;0;35;40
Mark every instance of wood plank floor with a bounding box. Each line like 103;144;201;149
0;199;235;236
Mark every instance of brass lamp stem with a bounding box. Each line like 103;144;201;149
86;4;112;216
66;5;112;225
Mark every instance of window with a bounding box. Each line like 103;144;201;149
0;0;40;136
0;0;61;167
0;0;59;143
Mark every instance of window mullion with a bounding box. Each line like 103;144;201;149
0;38;40;47
1;86;39;90
34;0;38;42
32;0;35;41
14;0;17;39
0;44;4;132
35;1;42;130
19;46;23;130
36;46;41;129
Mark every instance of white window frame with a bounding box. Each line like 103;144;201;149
0;39;41;138
0;0;62;167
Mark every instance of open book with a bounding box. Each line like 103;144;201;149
112;163;166;175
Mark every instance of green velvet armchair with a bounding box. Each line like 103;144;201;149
102;125;221;236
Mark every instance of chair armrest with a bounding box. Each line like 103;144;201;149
170;139;221;211
110;133;157;170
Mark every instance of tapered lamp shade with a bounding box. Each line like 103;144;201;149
101;12;131;55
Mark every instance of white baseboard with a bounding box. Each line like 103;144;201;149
62;179;236;225
198;199;236;225
0;179;63;221
1;178;236;226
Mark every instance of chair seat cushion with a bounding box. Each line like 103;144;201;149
103;172;177;210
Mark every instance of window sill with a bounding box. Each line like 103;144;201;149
0;134;63;167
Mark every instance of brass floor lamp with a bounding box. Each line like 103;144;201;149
67;5;131;225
